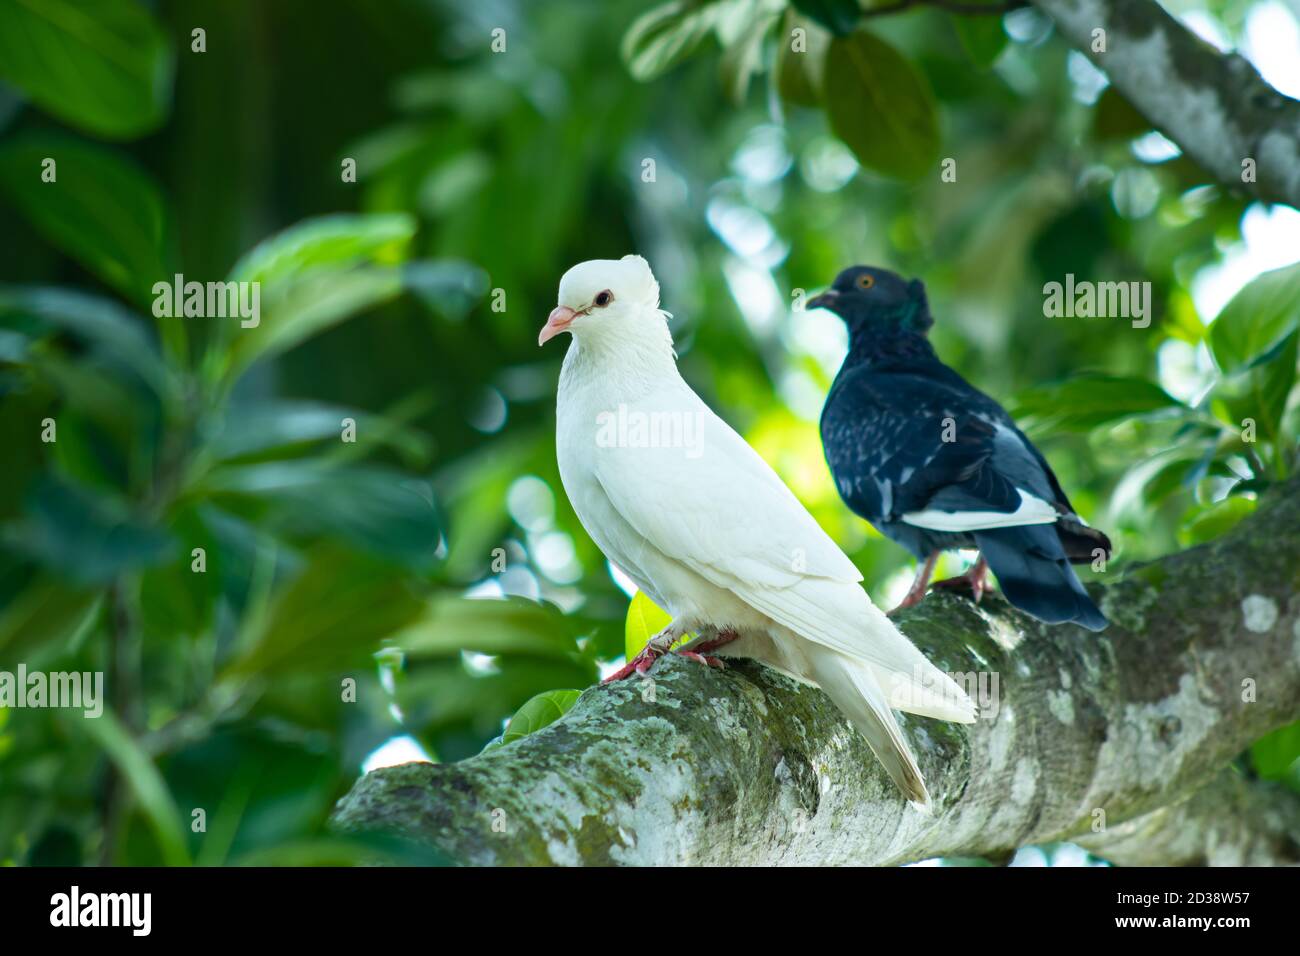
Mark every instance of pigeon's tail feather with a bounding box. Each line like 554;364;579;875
974;525;1108;631
739;578;977;723
806;645;930;808
1055;518;1112;565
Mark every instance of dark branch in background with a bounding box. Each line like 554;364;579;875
332;476;1300;865
1030;0;1300;208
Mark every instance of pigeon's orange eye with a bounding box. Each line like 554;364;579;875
857;274;875;290
594;290;613;307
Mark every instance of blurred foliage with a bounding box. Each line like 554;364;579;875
0;0;1296;866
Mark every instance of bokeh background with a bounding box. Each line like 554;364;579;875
0;0;1297;866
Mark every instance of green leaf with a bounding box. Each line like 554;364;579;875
1251;720;1300;782
717;6;778;105
1207;262;1300;373
951;10;1007;68
0;578;102;658
0;286;172;397
208;399;430;463
2;477;174;584
0;0;174;139
219;214;416;380
1110;447;1208;525
1209;329;1298;463
792;0;861;36
824;30;940;180
394;595;597;662
201;462;442;566
621;1;720;83
80;710;191;866
500;689;583;745
776;11;830;107
1011;375;1185;432
625;590;675;659
1178;495;1256;546
223;549;426;679
0;135;176;306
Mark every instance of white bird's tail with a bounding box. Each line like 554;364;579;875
806;644;933;808
742;578;976;807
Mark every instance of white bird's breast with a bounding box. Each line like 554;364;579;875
553;351;752;628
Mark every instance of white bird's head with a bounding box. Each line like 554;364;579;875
538;255;669;350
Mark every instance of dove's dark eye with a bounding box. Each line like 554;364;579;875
857;274;875;290
594;290;613;307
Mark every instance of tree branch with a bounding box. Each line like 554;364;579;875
1031;0;1300;207
331;476;1300;865
1076;767;1300;866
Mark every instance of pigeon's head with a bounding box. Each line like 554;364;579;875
539;255;667;348
807;266;932;336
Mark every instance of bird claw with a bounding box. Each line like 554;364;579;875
675;650;725;669
602;639;728;683
602;634;675;683
931;559;990;604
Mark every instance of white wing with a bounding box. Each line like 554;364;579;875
590;382;974;717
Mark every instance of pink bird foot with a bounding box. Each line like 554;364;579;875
931;556;990;603
602;628;738;682
889;552;939;616
674;650;725;668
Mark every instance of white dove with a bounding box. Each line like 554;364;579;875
539;255;976;807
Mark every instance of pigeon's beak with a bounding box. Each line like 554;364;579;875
539;305;577;346
806;290;839;312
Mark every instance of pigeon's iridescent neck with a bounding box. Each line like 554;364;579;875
844;327;938;370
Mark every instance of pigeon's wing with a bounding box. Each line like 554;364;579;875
590;384;862;590
822;369;1058;532
590;384;975;695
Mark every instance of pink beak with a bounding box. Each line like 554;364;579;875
539;305;577;346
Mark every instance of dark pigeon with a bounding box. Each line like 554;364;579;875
810;266;1110;631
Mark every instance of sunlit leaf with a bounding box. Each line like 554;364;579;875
625;589;671;660
1251;720;1300;784
1178;495;1256;546
1209;329;1297;467
219;214;417;380
621;1;720;82
1011;375;1185;433
500;689;582;745
1207;261;1300;373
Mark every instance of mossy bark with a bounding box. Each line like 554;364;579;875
332;476;1300;865
1032;0;1300;208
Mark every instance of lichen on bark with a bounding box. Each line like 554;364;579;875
331;475;1300;865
